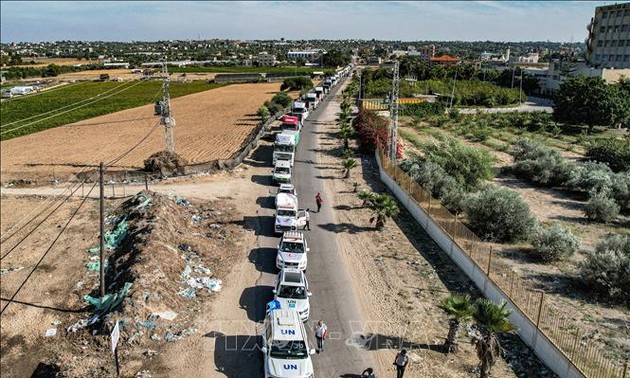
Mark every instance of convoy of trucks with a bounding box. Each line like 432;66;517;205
266;64;353;378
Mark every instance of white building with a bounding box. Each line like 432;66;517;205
518;53;540;64
586;2;630;69
257;52;276;66
287;50;322;61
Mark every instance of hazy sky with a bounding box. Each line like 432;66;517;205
0;1;618;43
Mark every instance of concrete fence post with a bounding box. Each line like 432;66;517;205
486;246;493;276
536;291;545;328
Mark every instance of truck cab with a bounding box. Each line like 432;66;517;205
322;80;331;94
261;309;315;378
314;87;324;101
273;132;297;167
275;184;297;208
276;231;309;271
291;101;309;124
274;198;307;235
305;93;318;110
273;160;292;185
273;268;312;322
280;115;301;132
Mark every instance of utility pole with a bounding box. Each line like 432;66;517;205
388;61;400;162
160;60;176;153
449;67;458;110
519;69;524;106
511;65;516;88
99;162;105;298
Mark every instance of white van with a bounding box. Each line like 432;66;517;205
276;231;309;271
261;309;315;378
273;160;292;185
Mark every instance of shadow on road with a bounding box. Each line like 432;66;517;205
248;247;279;274
348;333;447;353
205;331;263;377
239;285;274;322
317;222;373;234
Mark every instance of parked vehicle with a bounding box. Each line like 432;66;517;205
314;87;324;101
272;160;292;185
291;101;309;124
276;231;309;270
322;80;331;93
274;197;307;234
280;115;301;131
275;184;298;208
305;93;318;110
273;132;298;167
273;268;312;322
261;309;315;378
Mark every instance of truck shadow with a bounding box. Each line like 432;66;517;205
248;247;279;274
243;215;275;236
205;331;263;377
239;285;274;322
251;174;273;186
255;195;275;209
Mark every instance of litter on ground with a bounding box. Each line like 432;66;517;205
45;328;57;337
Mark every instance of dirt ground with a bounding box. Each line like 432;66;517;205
0;188;246;377
398;121;630;367
0;82;282;184
307;91;554;377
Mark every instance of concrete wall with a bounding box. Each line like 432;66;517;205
375;153;585;378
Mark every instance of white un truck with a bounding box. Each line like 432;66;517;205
261;309;315;378
273;268;312;322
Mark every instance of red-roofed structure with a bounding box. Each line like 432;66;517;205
430;55;462;66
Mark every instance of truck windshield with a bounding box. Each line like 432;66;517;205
277;210;296;217
281;124;297;131
275;145;294;153
292;108;305;114
270;340;308;359
275;167;290;174
279;189;295;195
280;242;304;253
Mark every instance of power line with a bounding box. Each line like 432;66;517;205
1;81;131;129
106;118;161;168
1;80;145;136
0;173;97;260
0;181;98;316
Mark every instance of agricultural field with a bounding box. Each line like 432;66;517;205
1;80;226;140
167;65;334;74
396;115;630;369
0;82;283;183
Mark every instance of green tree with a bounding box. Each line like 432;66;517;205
338;122;354;150
357;190;378;208
342;158;358;178
472;300;517;378
367;193;400;230
439;294;475;353
553;76;630;131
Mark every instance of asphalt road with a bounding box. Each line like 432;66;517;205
249;76;375;377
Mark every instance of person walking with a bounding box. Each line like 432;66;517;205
315;192;323;213
303;208;311;230
393;349;409;378
314;320;328;353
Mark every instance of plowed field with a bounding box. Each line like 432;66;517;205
1;83;282;183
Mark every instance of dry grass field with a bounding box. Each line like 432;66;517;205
0;83;282;183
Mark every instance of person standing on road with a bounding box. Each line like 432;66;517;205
303;208;311;230
314;320;328;353
315;192;323;213
393;349;409;378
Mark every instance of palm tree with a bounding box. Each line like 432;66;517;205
439;294;475;353
472;299;517;378
367;193;400;230
342;148;355;159
357;190;377;208
342;158;358;178
338;124;354;150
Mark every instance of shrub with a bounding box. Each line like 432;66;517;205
271;92;292;108
399;102;446;118
441;187;468;215
611;172;630;213
531;223;580;262
579;235;630;302
422;137;495;191
584;191;620;223
264;100;284;115
587;137;630;173
567;161;613;194
403;159;457;198
280;77;313;91
257;106;270;122
464;186;536;243
511;138;576;187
